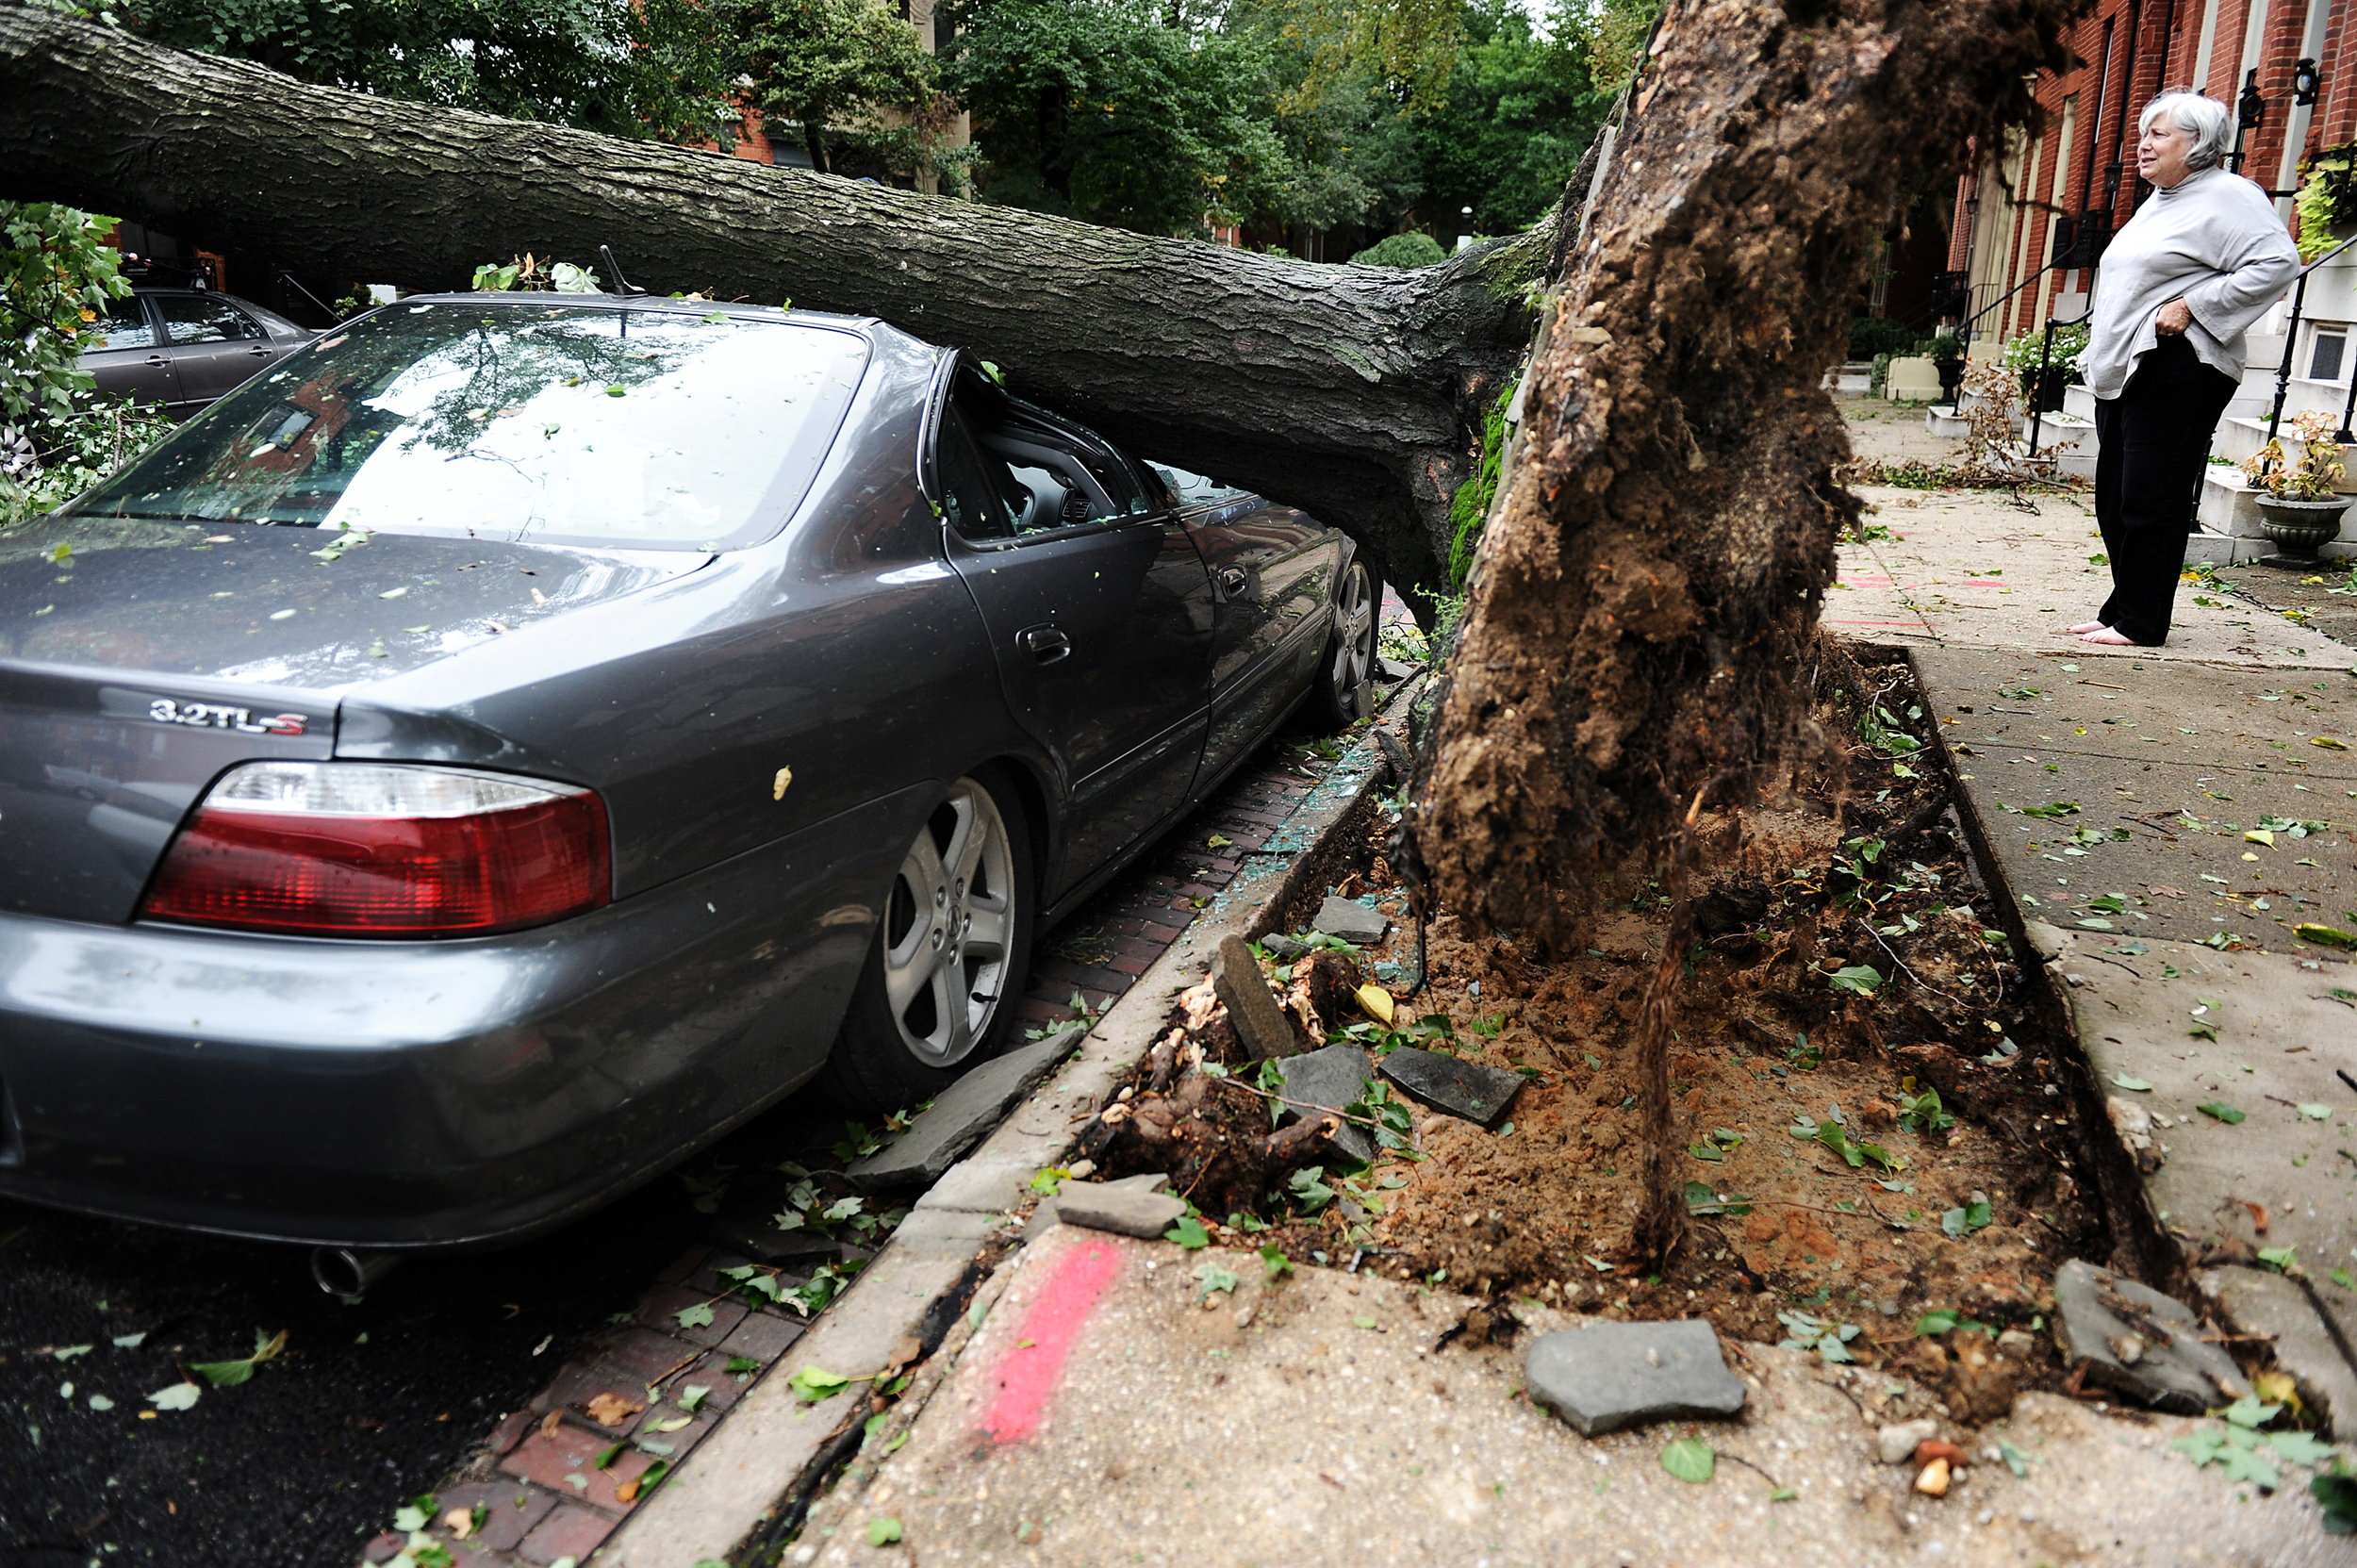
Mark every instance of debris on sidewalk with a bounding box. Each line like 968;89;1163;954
1273;1045;1378;1162
846;1027;1082;1192
1212;933;1300;1061
1524;1319;1746;1434
1379;1044;1523;1127
2052;1259;2252;1412
1054;1183;1188;1239
1312;893;1389;945
1877;1417;1940;1462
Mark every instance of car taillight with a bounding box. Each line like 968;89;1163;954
140;762;611;937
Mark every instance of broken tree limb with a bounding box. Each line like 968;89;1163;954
0;2;1538;591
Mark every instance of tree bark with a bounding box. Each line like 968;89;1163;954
1415;0;2073;942
0;3;1536;595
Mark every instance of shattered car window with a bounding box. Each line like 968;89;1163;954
68;303;869;552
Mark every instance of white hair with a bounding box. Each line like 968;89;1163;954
2140;92;2233;171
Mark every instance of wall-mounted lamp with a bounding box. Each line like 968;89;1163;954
2294;58;2321;107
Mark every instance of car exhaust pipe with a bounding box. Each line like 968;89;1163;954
310;1246;403;1297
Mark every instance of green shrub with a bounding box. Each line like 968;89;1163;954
1926;333;1966;361
1848;316;1917;360
1;202;172;526
1351;231;1448;270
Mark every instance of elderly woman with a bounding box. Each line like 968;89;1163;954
2069;91;2300;647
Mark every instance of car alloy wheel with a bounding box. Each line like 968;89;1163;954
1327;560;1377;716
881;777;1018;1068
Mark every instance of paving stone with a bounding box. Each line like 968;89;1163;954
519;1502;622;1565
430;1480;558;1553
846;1027;1084;1192
598;1327;700;1385
498;1421;655;1512
701;1214;844;1267
1035;1172;1171;1230
1312;895;1389;945
716;1310;806;1365
1260;933;1311;960
1055;1185;1188;1238
1524;1319;1747;1436
1212;933;1299;1060
1378;1046;1524;1128
1877;1418;1940;1464
635;1284;747;1347
2052;1258;2250;1413
1273;1044;1376;1163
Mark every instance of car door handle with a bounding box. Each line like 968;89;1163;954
143;355;169;367
1016;625;1071;664
1217;568;1248;599
246;345;272;357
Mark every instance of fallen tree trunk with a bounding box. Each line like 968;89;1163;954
1418;0;2072;938
0;2;1538;594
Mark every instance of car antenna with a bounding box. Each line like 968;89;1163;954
599;245;650;297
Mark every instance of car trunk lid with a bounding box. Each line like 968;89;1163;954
0;516;704;923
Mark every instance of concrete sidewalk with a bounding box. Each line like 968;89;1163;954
787;1223;2344;1567
1838;408;2357;1448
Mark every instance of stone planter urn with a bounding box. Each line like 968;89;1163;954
2255;495;2350;567
1934;356;1966;402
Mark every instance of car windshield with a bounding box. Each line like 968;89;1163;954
67;301;869;552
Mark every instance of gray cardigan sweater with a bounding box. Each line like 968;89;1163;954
2083;166;2300;400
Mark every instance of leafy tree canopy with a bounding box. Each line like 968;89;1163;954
111;0;738;140
941;0;1290;232
733;0;943;173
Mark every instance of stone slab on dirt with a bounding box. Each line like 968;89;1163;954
1312;894;1390;945
1214;932;1301;1060
1378;1044;1524;1127
1523;1319;1746;1435
2052;1258;2251;1412
1053;1184;1186;1239
1273;1043;1376;1163
1912;643;2357;951
844;1026;1084;1192
792;1223;2350;1566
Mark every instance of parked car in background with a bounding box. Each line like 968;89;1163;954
0;292;1380;1257
81;283;317;417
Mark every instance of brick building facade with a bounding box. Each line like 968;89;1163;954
1948;0;2356;349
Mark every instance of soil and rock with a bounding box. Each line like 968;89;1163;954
1084;643;2294;1433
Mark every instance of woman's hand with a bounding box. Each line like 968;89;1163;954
2155;297;2194;336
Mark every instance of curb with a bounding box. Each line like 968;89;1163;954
599;677;1424;1566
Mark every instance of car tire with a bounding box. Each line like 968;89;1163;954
1308;555;1382;730
817;769;1038;1115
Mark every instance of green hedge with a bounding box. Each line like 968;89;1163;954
1351;231;1449;270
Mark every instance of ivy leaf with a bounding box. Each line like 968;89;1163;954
1941;1201;1993;1239
146;1381;201;1411
1826;965;1883;997
787;1365;852;1403
867;1517;904;1546
674;1303;717;1329
1659;1438;1715;1483
2197;1102;2246;1124
1164;1216;1211;1249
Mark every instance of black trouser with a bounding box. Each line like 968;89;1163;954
2091;336;2240;645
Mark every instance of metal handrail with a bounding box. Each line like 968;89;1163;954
2257;227;2357;458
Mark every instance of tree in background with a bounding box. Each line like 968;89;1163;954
941;0;1287;234
1413;0;1602;237
0;203;171;524
113;0;739;141
733;0;943;175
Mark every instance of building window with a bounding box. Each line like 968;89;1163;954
2311;328;2347;383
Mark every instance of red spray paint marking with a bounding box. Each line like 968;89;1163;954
976;1238;1124;1444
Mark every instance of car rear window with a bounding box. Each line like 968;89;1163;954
67;301;869;552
